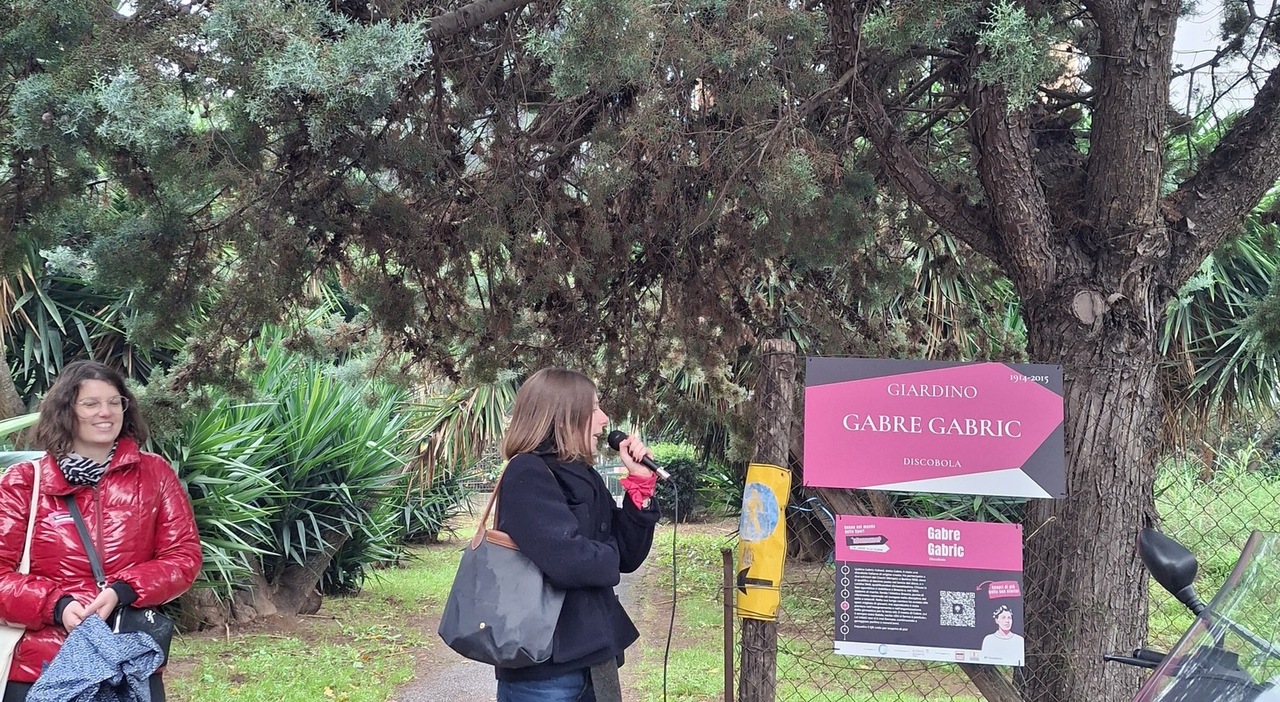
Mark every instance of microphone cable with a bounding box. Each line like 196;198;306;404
608;430;678;701
662;481;677;702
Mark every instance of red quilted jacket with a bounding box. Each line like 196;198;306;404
0;437;202;683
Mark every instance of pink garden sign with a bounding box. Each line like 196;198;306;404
834;515;1026;666
804;358;1065;499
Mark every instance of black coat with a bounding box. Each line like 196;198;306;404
493;450;660;681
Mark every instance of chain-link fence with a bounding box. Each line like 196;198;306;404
759;452;1280;701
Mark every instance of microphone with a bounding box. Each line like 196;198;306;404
606;430;670;481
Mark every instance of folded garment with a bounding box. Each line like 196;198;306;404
27;615;164;702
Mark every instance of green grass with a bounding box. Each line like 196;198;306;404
166;461;1279;701
168;635;414;702
168;545;460;702
1155;460;1280;582
1150;460;1280;649
633;528;736;702
345;545;462;615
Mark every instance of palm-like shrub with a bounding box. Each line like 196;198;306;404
1;245;179;401
652;443;700;522
242;342;411;608
399;456;474;544
401;377;516;542
649;441;743;522
151;401;278;599
162;337;413;622
0;412;40;468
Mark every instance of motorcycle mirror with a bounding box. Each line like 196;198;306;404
1139;528;1205;614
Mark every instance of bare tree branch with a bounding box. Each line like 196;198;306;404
1167;60;1280;284
426;0;535;40
1171;36;1245;79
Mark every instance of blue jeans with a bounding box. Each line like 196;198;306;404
497;669;595;702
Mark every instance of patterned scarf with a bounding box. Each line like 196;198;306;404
58;444;116;487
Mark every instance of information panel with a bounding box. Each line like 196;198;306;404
805;358;1065;498
834;515;1025;667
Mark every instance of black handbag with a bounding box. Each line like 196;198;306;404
63;496;175;666
438;455;566;668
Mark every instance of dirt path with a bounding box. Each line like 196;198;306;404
390;655;494;702
389;494;655;702
390;531;651;701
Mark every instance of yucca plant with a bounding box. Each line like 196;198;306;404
0;412;40;468
408;377;515;481
327;491;406;594
1;245;180;402
398;453;476;544
149;398;279;599
245;341;412;609
399;377;514;542
888;491;1025;524
154;331;415;621
1159;200;1280;460
904;232;1027;360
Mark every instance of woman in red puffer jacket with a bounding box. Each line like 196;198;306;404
0;360;202;702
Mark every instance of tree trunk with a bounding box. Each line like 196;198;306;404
739;339;796;702
957;664;1020;702
1020;319;1160;701
176;528;351;629
174;588;229;631
269;527;352;616
234;570;282;621
817;0;1270;698
0;355;26;422
270;563;326;616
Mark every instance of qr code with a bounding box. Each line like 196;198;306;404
939;590;975;627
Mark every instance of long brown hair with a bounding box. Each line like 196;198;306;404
500;368;596;463
34;360;149;458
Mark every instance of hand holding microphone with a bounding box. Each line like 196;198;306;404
607;430;669;481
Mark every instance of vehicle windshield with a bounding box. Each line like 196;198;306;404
1135;531;1280;702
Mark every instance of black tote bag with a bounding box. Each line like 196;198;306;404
437;457;565;668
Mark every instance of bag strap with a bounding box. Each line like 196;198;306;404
17;462;41;576
62;496;108;590
468;475;503;548
469;453;562;549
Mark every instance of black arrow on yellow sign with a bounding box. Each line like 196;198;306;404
737;567;774;594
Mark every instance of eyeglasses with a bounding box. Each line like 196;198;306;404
75;397;129;413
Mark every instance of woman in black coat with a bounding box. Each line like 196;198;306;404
494;368;661;702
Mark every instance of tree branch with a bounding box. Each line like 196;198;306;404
821;0;998;263
968;83;1057;295
846;76;1000;264
425;0;535;40
1171;36;1245;79
1166;60;1280;284
1083;1;1179;236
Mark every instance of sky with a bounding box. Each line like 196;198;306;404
1171;0;1280;111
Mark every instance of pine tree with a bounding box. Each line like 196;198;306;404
4;1;1280;697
